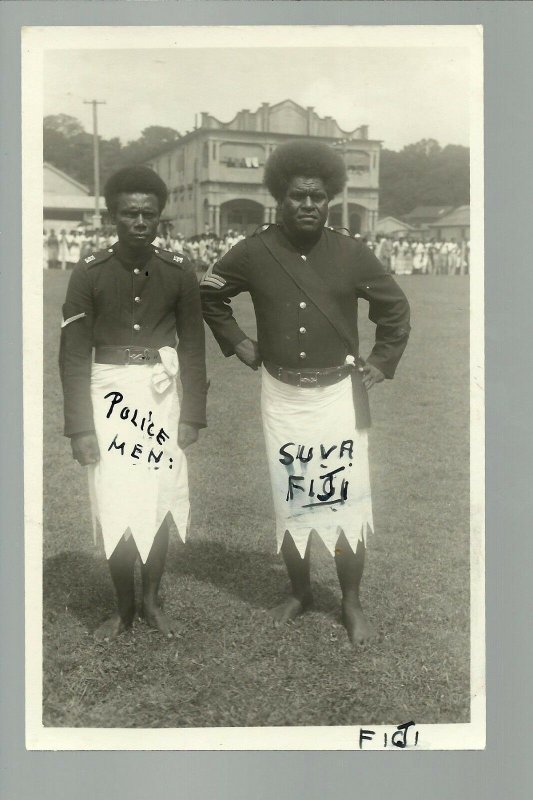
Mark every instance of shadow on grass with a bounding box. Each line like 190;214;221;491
43;539;341;631
166;538;340;615
43;550;114;631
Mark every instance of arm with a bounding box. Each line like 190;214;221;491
199;240;252;357
175;267;208;433
59;264;95;437
354;243;411;379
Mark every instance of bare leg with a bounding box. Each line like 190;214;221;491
141;520;175;638
270;532;313;623
335;531;375;645
94;534;137;641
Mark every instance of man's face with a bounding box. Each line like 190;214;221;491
279;176;329;238
112;192;161;249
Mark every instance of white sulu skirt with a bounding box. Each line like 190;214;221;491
87;348;189;563
261;366;373;558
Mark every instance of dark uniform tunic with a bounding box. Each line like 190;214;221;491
60;243;207;437
200;224;410;377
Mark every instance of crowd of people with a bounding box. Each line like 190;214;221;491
43;227;246;271
368;234;470;275
44;226;469;276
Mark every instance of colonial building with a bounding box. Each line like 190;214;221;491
44;162;105;231
145;100;381;237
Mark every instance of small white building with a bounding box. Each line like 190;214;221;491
375;216;415;237
44;162;105;231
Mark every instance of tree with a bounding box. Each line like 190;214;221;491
43;114;85;138
117;126;181;167
379;140;469;218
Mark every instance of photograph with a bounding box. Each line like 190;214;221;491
23;24;484;750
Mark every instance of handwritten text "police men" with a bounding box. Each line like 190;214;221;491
104;390;173;469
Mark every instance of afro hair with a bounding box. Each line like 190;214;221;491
264;140;347;202
104;166;168;214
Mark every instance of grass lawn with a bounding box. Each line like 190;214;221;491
43;271;470;728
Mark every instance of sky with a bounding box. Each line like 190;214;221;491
44;46;470;151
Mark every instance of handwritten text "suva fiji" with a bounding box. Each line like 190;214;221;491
278;439;355;509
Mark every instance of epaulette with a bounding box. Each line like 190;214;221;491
252;223;275;237
326;225;353;238
82;248;114;268
152;246;188;269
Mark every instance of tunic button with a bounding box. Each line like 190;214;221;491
299;326;306;334
133;268;141;275
299;351;307;359
134;296;141;303
299;301;307;309
133;323;141;331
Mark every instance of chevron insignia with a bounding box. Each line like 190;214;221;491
201;273;226;289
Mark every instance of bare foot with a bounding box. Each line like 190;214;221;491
94;612;131;642
142;603;175;638
270;592;313;624
341;600;375;645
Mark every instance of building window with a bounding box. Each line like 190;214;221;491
219;142;265;168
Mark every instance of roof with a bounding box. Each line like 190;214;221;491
403;205;453;221
44;194;105;211
428;205;470;227
44;162;90;195
376;216;414;229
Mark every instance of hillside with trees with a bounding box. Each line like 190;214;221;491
43;116;469;219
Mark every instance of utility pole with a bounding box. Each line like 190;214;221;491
333;138;350;231
83;99;106;229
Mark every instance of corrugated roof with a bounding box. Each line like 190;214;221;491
403;205;453;220
44;162;90;194
44;194;105;210
428;205;470;227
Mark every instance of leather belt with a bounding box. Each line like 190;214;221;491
264;360;354;388
95;346;162;366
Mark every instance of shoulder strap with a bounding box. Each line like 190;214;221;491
152;246;189;269
256;234;357;355
82;248;114;269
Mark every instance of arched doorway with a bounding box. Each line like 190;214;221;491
220;199;264;237
328;203;366;235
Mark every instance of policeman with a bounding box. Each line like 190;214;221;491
60;165;207;641
200;140;410;645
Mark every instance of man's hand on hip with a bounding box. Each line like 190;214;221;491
71;432;100;466
178;422;199;450
234;338;262;370
361;363;385;390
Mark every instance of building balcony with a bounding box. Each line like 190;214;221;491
204;163;266;185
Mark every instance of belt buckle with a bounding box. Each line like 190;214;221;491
123;347;131;366
143;348;150;363
299;372;318;387
129;349;146;364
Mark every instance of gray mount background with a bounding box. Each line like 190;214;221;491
1;2;530;798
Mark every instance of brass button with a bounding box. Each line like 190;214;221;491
133;323;141;331
134;296;141;303
299;326;306;334
299;301;307;309
299;351;307;359
133;268;141;275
